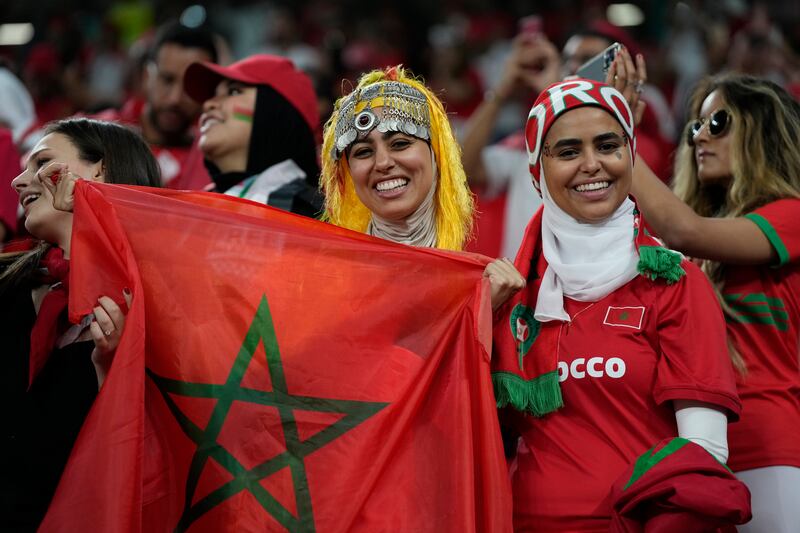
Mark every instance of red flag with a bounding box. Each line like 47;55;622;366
41;182;512;532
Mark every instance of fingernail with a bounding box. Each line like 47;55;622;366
51;170;60;184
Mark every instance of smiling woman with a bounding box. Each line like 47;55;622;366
540;106;632;223
183;54;323;217
320;66;526;310
0;118;160;531
493;78;751;532
320;66;473;251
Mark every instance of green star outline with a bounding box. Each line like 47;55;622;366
148;295;388;532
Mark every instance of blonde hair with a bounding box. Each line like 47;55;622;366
673;75;800;372
320;66;474;251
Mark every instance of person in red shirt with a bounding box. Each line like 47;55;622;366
630;72;800;533
96;21;218;190
492;78;750;532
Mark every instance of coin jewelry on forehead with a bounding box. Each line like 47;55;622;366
332;80;432;159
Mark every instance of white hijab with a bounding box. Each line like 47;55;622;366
535;174;639;322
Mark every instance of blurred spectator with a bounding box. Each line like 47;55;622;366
0;66;37;148
462;31;549;259
0;66;37;244
259;7;323;77
727;4;789;85
23;43;74;127
85;20;128;110
426;18;485;137
95;21;219;189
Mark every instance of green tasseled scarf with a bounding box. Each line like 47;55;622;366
637;245;685;285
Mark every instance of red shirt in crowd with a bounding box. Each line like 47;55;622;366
726;198;800;471
508;262;741;532
0;129;21;237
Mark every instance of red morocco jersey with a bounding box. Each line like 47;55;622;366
509;262;741;532
726;198;800;471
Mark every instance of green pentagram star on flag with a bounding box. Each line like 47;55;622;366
148;295;388;532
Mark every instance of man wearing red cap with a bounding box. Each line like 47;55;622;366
183;54;322;216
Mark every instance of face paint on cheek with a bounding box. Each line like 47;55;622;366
232;105;254;123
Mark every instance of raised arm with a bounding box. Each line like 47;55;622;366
632;158;775;265
611;48;776;265
462;34;560;187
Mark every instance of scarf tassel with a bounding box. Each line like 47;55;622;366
637;245;685;285
492;370;564;417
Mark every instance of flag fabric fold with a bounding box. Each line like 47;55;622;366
41;182;512;533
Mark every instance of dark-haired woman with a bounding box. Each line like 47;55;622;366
183;54;323;217
0;118;161;530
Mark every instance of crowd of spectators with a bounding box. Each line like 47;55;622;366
1;0;800;251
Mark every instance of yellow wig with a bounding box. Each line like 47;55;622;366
320;66;474;251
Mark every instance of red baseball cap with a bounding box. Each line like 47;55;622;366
184;54;319;133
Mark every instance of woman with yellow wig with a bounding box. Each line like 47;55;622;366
320;65;524;308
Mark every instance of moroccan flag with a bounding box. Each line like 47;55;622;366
603;306;646;329
40;182;512;532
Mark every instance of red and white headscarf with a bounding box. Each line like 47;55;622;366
525;78;637;196
523;79;640;322
491;79;685;417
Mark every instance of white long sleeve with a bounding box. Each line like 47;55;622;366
674;400;729;464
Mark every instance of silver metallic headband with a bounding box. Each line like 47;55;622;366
332;81;431;160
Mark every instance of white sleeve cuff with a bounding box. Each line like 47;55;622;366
674;400;729;464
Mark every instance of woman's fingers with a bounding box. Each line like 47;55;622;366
619;48;638;103
606;54;619;87
89;291;130;387
91;293;128;354
484;258;526;310
38;162;67;198
57;175;78;212
607;47;647;126
97;295;125;329
635;53;648;86
37;162;81;212
56;171;80;212
93;301;116;339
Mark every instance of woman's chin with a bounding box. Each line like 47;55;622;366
25;212;72;245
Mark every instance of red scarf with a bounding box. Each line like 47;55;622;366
491;205;685;416
29;246;71;386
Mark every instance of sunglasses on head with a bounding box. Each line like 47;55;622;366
686;109;731;147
